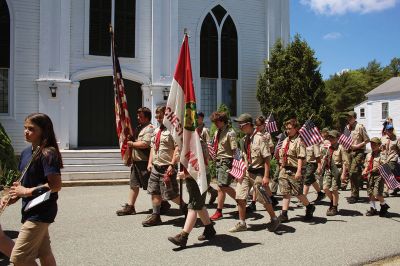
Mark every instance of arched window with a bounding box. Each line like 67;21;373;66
0;0;10;114
200;6;238;116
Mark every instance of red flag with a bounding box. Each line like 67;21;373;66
111;28;133;165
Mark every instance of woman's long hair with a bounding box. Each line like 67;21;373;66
25;113;63;169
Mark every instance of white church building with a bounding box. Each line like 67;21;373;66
1;0;289;179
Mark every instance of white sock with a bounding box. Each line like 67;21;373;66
239;220;246;225
370;201;376;209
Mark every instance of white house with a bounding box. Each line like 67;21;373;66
0;0;289;153
354;77;400;138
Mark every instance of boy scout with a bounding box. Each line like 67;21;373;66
278;119;316;222
323;130;349;216
363;137;390;217
116;107;154;216
304;143;325;202
380;123;400;196
346;111;370;204
196;112;218;204
229;114;280;232
209;111;237;221
142;106;186;226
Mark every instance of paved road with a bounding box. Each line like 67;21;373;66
1;184;400;266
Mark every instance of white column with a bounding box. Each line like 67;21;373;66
69;82;80;149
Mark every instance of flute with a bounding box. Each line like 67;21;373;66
0;146;41;216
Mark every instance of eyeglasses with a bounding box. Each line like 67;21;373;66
239;122;250;128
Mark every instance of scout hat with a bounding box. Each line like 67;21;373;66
370;137;382;145
327;130;339;138
234;113;253;124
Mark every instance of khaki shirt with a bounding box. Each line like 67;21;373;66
328;144;349;167
215;125;237;159
306;143;321;163
150;127;177;166
197;124;210;143
279;134;306;168
320;140;331;156
364;151;382;173
381;135;400;163
260;129;274;150
132;123;154;162
242;131;271;169
348;122;369;149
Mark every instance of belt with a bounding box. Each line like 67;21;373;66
248;167;265;175
284;166;298;172
153;164;169;172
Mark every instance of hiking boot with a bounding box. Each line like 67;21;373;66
315;191;325;202
198;224;216;241
228;222;247;233
268;218;281;232
304;204;316;220
208;187;218;205
210;211;223;221
160;201;171;215
383;191;390;198
341;183;348;191
246;203;256;213
379;204;390;217
116;204;136;216
271;196;279;207
347;196;359;204
168;232;188;247
278;213;289;223
142;214;162;227
365;207;378;216
326;206;338;216
390;188;400;196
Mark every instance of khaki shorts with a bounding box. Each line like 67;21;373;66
10;221;52;264
235;172;263;200
147;166;179;200
367;174;384;197
186;178;207;210
323;168;342;191
304;163;317;186
130;161;150;189
279;168;304;196
216;159;233;187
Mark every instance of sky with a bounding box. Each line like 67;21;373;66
290;0;400;79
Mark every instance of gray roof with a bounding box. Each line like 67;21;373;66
366;77;400;97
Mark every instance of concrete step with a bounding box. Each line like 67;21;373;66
63;157;124;165
62;171;130;181
62;164;130;172
61;149;122;159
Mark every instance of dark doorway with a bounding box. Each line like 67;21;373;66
78;76;142;147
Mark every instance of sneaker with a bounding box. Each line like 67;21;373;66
168;232;188;247
390;188;399;196
365;207;378;216
228;222;247;233
198;225;216;241
326;206;337;216
268;218;281;232
116;204;136;216
246;203;256;213
160;201;171;215
314;191;325;202
142;214;162;227
383;191;390;198
304;204;316;220
208;188;218;205
347;196;359;204
341;183;347;191
379;204;390;217
210;211;223;221
278;213;289;223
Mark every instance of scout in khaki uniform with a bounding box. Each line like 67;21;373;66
278;119;316;222
142;106;187;226
362;137;390;217
209;111;237;221
323;130;349;216
346;111;370;204
116;107;154;216
304;143;325;202
381;123;400;196
228;114;280;232
196;112;218;204
167;130;216;248
246;116;279;212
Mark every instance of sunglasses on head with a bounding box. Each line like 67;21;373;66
239;122;250;128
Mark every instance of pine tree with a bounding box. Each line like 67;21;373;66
0;122;19;187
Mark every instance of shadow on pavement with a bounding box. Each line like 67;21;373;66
173;234;261;252
338;209;363;217
290;215;328;225
273;224;296;235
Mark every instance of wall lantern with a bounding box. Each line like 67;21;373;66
49;83;57;98
163;87;170;100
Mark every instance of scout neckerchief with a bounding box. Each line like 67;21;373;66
214;126;224;152
155;124;166;152
326;143;336;170
245;128;258;164
282;136;292;167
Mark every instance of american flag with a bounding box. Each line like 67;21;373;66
338;127;352;150
274;133;286;159
228;148;247;180
378;163;400;190
299;120;323;147
111;27;133;165
207;142;216;161
265;113;278;133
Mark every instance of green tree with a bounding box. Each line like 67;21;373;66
386;57;400;77
0;122;19;187
256;35;332;129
